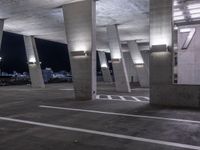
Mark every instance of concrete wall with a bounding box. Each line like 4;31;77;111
178;25;200;85
150;0;200;108
63;0;96;100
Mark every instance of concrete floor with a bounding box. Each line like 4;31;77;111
0;83;200;150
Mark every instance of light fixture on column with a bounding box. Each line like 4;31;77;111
71;51;90;57
111;58;121;64
101;63;108;68
135;63;144;68
151;44;168;52
28;57;37;65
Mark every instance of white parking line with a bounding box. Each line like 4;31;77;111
97;98;148;103
97;94;150;102
0;117;199;150
39;105;200;125
96;95;100;99
59;89;74;91
142;97;150;100
132;97;141;102
119;96;126;101
107;95;112;100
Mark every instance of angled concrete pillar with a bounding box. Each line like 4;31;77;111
107;25;131;92
63;0;96;100
0;20;4;74
98;51;112;82
128;41;149;87
123;51;138;83
24;36;45;88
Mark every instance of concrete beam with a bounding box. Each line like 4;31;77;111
63;0;96;100
107;25;131;92
98;51;112;82
128;41;149;87
24;36;45;88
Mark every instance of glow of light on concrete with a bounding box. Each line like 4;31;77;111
151;36;169;47
112;52;122;59
29;56;36;63
101;63;108;68
152;52;170;57
180;28;192;33
188;4;200;9
134;58;144;65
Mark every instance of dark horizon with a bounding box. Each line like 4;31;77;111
0;31;105;74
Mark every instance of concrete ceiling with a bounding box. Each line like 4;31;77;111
0;0;149;50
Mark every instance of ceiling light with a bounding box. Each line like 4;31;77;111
188;4;200;9
191;13;200;18
174;11;183;16
174;16;185;21
189;9;200;14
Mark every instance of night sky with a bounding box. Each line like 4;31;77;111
0;32;104;74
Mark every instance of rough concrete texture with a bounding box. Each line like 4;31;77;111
0;83;200;150
123;51;138;83
24;36;45;88
150;0;200;108
178;25;200;85
128;41;149;87
63;0;96;100
0;0;149;48
107;25;130;93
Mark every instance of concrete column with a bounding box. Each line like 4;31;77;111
98;51;112;82
63;0;96;100
107;25;131;92
24;36;45;88
123;51;138;83
0;20;4;49
128;41;149;87
0;20;4;74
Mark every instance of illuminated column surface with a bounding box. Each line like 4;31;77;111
24;36;45;88
63;0;96;100
0;20;4;74
150;0;175;106
128;41;149;87
107;25;131;92
98;51;112;82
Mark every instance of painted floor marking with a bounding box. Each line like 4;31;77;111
59;89;74;91
0;117;200;150
39;105;200;125
132;97;141;102
97;98;148;103
119;96;126;101
107;95;112;100
96;94;149;102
